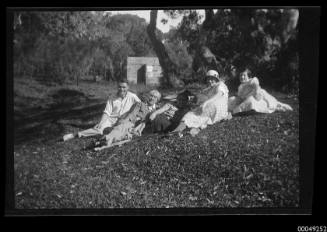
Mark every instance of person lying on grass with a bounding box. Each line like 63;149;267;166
93;90;161;151
62;79;140;141
148;90;197;133
171;70;232;136
228;68;293;115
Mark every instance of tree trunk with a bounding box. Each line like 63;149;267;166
192;10;219;74
274;9;299;91
76;71;79;86
147;10;178;87
108;58;114;82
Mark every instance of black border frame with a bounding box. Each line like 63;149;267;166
5;5;321;217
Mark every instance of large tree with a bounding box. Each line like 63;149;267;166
164;8;299;91
147;10;182;88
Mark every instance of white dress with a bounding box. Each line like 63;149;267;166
228;77;293;114
182;81;230;129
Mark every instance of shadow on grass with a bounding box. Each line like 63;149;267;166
231;110;264;118
14;88;107;145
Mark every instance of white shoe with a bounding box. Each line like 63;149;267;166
225;113;232;120
189;128;200;137
63;133;75;141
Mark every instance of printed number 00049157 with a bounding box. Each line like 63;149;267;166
297;226;327;232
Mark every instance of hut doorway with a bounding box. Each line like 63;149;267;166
137;64;146;85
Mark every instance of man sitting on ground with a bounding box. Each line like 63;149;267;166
94;90;161;151
63;79;140;141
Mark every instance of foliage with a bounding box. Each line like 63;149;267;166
13;9;299;93
164;34;193;84
165;8;299;93
13;11;155;83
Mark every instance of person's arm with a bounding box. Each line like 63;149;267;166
97;113;110;127
103;99;112;116
95;100;113;129
117;102;141;124
116;93;142;122
240;77;261;100
200;86;212;94
149;103;171;121
214;84;226;98
198;84;223;103
204;84;225;102
199;84;226;112
250;77;263;100
195;93;210;106
237;78;258;101
133;93;141;103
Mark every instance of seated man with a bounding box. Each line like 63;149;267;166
94;90;161;151
63;79;140;141
149;90;197;133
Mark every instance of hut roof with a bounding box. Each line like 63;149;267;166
127;57;160;66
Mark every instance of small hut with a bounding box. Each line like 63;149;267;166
127;57;162;86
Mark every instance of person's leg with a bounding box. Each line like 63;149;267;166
104;121;133;146
171;110;195;133
228;96;236;112
95;122;135;151
167;108;189;132
63;132;78;141
171;121;187;133
94;126;123;150
232;97;251;114
233;96;264;115
63;117;117;141
132;122;146;136
151;114;172;133
77;127;102;138
78;117;117;138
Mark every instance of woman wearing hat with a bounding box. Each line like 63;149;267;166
171;70;231;135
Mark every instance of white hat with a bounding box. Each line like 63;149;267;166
206;70;219;79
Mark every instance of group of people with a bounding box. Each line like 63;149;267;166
62;68;293;151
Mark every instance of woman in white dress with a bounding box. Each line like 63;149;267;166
172;70;231;134
228;68;293;114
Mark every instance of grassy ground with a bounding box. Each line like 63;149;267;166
13;78;299;209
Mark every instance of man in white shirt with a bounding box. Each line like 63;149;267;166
63;79;140;141
93;90;161;151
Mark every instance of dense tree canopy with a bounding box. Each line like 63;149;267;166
12;9;299;93
162;8;299;92
13;11;156;84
